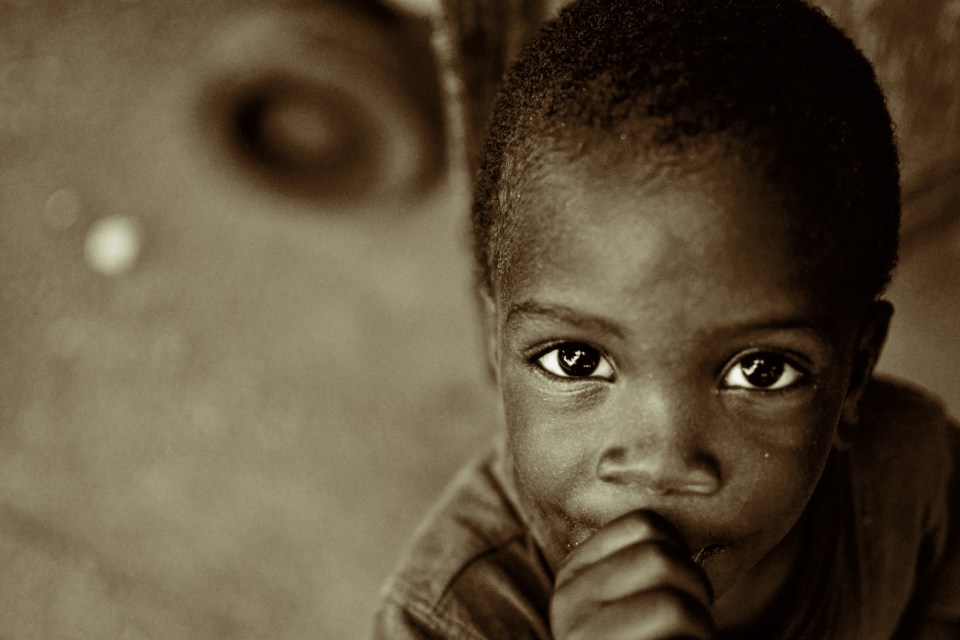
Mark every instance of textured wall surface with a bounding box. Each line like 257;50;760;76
0;1;497;638
0;1;956;639
816;0;960;413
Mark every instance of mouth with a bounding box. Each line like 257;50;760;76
691;543;728;566
561;515;733;566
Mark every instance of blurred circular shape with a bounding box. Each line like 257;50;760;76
255;90;356;167
84;215;143;276
226;78;382;202
199;4;446;208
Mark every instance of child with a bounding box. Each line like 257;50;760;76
374;0;960;637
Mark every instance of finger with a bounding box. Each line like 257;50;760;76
557;510;688;588
562;588;715;640
586;539;714;608
553;539;713;614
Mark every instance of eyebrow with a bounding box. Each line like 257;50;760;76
504;300;832;343
504;301;627;339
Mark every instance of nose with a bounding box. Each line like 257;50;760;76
596;391;721;496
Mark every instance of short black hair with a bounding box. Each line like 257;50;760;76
472;0;900;305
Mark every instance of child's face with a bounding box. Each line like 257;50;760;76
486;150;887;600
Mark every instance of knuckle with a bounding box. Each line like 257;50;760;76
611;510;660;542
651;589;712;638
646;540;676;571
551;577;575;602
626;538;677;581
620;509;659;531
616;510;684;546
549;598;588;640
653;589;690;626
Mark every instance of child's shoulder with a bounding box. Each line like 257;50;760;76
843;376;960;634
855;375;957;465
765;377;960;638
860;375;953;421
849;375;957;530
373;440;553;640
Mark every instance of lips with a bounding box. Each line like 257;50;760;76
561;509;733;563
692;543;728;566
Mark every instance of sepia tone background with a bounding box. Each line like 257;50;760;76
0;0;956;638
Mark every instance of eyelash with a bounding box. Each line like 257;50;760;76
529;342;615;381
719;350;810;392
528;343;810;391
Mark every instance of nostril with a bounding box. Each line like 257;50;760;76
596;446;628;480
596;447;721;496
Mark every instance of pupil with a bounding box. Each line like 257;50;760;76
741;355;784;387
558;344;600;376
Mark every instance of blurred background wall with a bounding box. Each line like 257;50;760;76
0;1;955;638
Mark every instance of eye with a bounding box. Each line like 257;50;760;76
536;343;614;380
722;352;805;390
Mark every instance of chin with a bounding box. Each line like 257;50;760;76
698;545;744;596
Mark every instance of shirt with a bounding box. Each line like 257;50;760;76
372;378;960;639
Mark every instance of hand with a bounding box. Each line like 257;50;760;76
549;510;716;640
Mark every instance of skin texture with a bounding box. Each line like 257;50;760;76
482;149;891;638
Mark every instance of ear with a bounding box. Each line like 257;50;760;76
478;289;500;383
836;300;893;445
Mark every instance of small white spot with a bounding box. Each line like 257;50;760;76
84;215;143;276
619;132;628;140
44;189;82;230
763;452;770;459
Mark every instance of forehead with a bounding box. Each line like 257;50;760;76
497;151;843;329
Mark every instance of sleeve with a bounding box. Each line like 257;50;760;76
372;596;488;640
371;545;555;640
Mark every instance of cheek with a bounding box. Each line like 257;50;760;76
732;447;823;530
500;366;607;537
502;377;593;497
721;390;845;534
